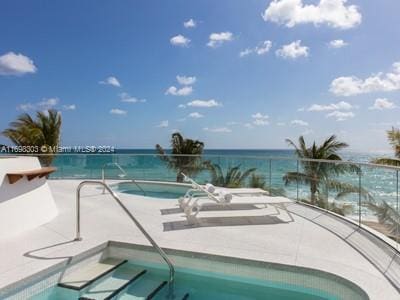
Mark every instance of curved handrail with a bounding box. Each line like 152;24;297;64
102;162;146;196
74;180;174;297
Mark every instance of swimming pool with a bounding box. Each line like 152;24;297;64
114;181;191;199
3;242;369;300
26;262;350;300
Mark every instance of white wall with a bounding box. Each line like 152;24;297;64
0;156;58;239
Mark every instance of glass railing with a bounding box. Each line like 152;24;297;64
9;153;400;250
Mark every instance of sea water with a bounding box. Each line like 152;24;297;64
50;149;397;210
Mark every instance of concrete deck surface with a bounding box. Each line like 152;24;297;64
0;180;399;299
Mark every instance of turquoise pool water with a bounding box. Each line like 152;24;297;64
115;182;190;199
26;261;347;300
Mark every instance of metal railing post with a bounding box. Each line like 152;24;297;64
102;162;146;196
75;181;174;297
397;170;399;246
75;187;82;241
101;168;106;194
296;160;299;202
269;159;272;195
358;164;362;227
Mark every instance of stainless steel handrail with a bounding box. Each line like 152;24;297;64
102;162;146;196
74;180;174;297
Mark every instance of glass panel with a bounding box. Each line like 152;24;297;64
41;153;400;249
361;165;399;247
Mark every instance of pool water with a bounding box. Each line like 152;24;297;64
115;182;190;199
27;261;341;300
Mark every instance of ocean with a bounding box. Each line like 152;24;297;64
51;149;398;212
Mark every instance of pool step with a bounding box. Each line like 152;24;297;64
181;293;189;300
59;258;189;300
58;258;127;290
78;266;147;300
151;286;189;300
117;276;169;300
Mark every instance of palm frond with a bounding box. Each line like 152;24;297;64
372;158;400;167
283;172;312;186
327;180;372;201
2;110;62;166
155;133;205;181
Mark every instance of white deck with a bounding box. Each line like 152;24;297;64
0;179;399;299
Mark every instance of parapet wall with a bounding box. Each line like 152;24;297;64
0;156;58;238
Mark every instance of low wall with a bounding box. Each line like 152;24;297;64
0;156;58;238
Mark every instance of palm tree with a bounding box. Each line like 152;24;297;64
372;127;400;166
2;110;62;166
204;162;256;188
365;200;400;241
156;132;204;182
283;135;361;206
249;174;266;189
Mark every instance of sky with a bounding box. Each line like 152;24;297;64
1;0;400;152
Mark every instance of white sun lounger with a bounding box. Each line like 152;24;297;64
179;173;268;209
179;173;293;224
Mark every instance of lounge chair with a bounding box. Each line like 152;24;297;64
179;173;293;224
179;173;268;209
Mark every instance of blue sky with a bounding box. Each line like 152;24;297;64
1;0;400;152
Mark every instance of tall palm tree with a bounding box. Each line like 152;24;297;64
283;135;361;205
372;127;400;166
204;162;256;188
156;132;204;182
2;110;62;166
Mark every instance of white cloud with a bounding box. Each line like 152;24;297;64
329;39;348;48
253;119;270;126
63;104;76;111
184;19;196;28
326;110;354;121
187;99;221;108
110;108;127;115
38;97;59;108
307;101;353;111
226;121;239;126
251;112;269;119
156;120;169;128
369;98;396;110
207;32;233;48
277;122;286;126
170;34;190;47
276;40;309;59
256;41;273;55
119;92;146;103
178;104;186;109
330;61;400;96
176;75;196;85
239;49;253;57
188;112;204;119
165;86;193;96
204;127;232;133
240;40;272;57
251;112;269;126
244;123;254;129
99;76;121;87
17;97;67;111
17;103;35;111
262;0;362;29
291;119;309;126
0;52;37;75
